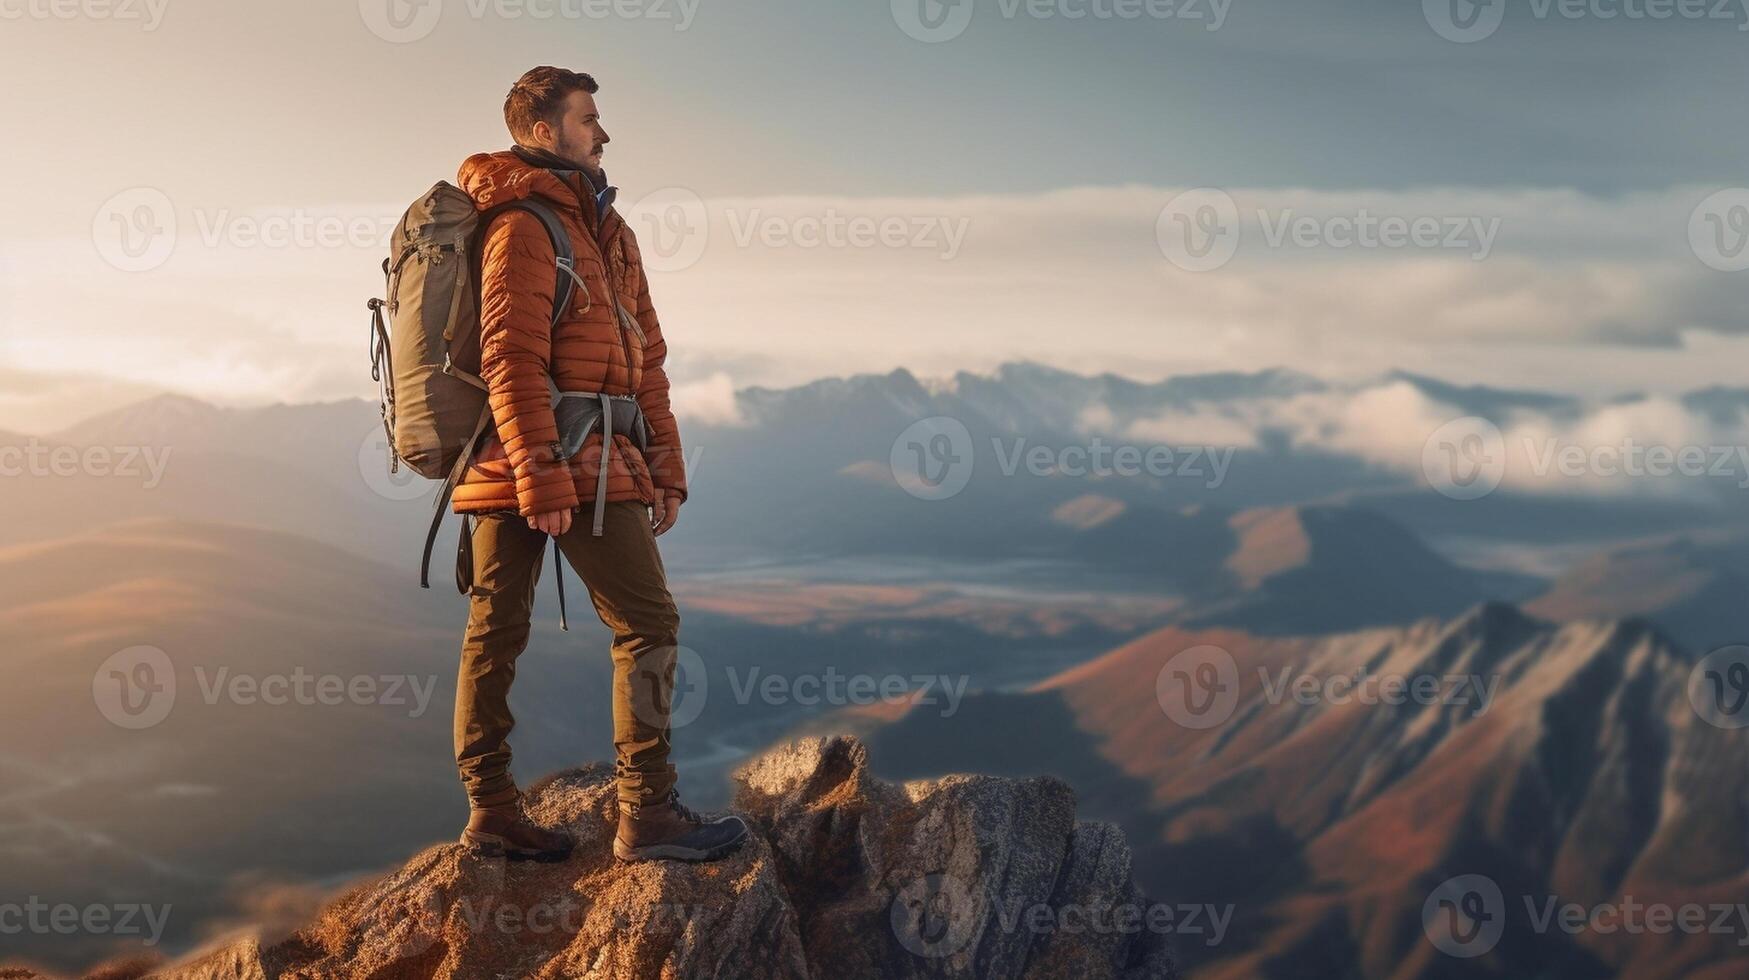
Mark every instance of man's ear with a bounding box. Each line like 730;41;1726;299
529;119;552;146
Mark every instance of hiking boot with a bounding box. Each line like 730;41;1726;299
614;789;748;863
460;798;574;863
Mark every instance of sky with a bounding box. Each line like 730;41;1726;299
2;0;1748;432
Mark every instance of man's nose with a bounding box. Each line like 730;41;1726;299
599;128;611;145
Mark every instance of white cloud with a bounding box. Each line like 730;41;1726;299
5;183;1746;419
1276;383;1460;466
1116;378;1749;500
669;371;747;427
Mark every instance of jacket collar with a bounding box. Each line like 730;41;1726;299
511;144;617;219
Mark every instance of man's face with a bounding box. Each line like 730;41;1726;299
536;89;610;173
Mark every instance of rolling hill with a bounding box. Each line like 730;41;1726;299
1526;531;1749;655
0;519;464;969
0;517;1157;970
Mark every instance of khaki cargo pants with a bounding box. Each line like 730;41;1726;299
454;500;679;809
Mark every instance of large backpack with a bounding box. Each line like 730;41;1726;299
367;182;579;604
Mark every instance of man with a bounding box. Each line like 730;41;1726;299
447;66;746;864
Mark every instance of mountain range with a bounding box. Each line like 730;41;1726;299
10;362;1743;564
8;362;1749;975
12;361;1749;650
836;603;1749;979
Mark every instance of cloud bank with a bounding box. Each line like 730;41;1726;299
4;183;1746;425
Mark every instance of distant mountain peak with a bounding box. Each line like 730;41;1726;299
882;365;920;387
1451;598;1538;632
97;390;218;420
1523;531;1749;655
1378;370;1578;418
49;391;224;446
991;360;1088;385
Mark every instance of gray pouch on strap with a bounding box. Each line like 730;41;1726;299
548;377;650;535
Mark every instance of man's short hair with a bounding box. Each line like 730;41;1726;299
504;67;599;144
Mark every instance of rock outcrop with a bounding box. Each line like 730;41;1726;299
132;737;1174;979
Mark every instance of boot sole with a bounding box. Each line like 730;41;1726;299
461;829;574;863
613;831;747;863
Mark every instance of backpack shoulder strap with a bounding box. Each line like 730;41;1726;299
500;197;576;631
478;197;577;327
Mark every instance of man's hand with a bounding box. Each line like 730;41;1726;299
651;491;683;536
529;508;572;536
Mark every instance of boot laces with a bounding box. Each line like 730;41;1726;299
666;789;702;824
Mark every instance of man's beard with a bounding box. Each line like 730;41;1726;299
559;140;603;174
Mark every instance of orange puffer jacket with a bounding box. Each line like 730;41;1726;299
449;149;686;518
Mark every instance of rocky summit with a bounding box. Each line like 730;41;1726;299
57;736;1172;980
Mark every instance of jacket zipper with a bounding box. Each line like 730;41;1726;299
583;217;639;384
563;173;642;389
